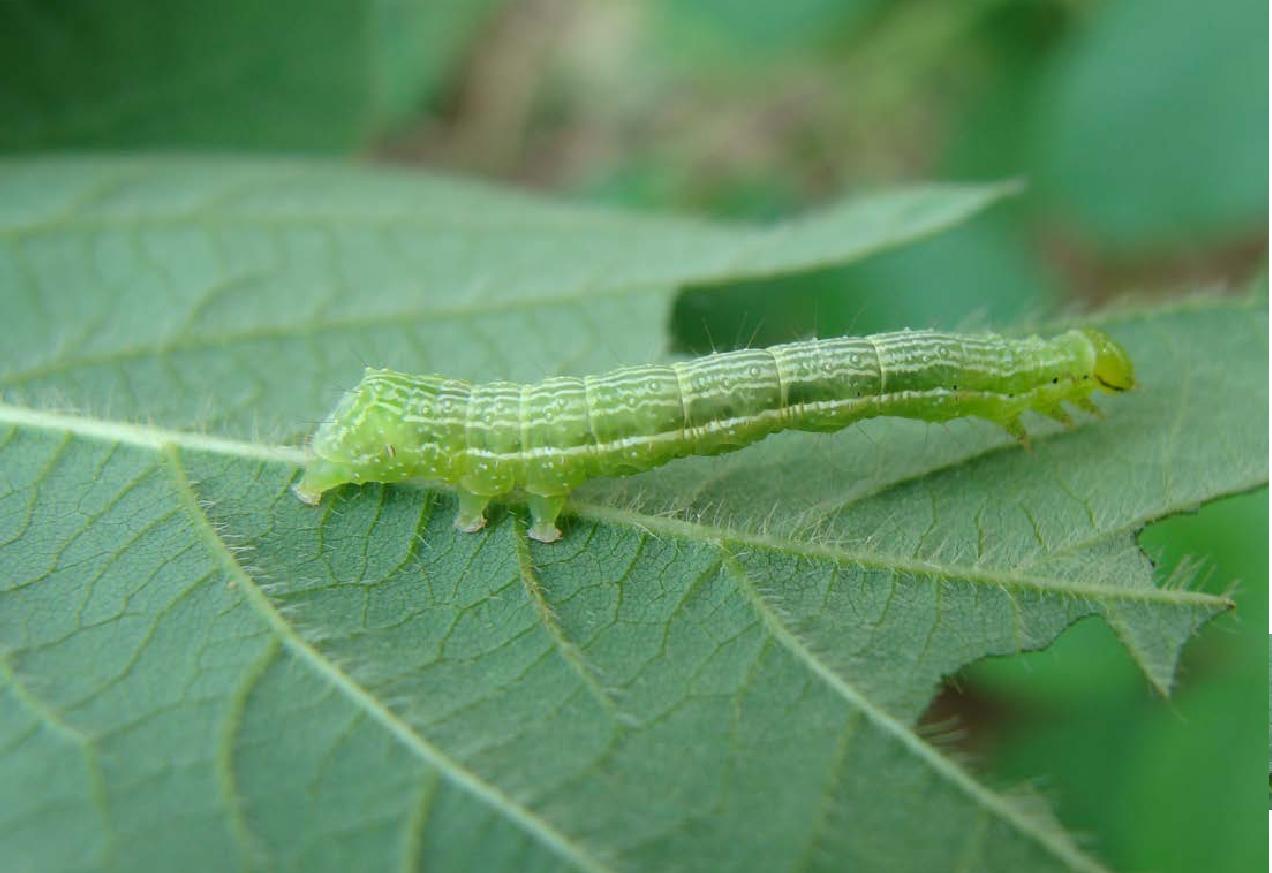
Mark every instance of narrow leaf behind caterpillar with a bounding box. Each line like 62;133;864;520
294;328;1135;542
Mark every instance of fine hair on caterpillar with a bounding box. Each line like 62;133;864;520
294;328;1135;543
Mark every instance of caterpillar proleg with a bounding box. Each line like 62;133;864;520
294;328;1135;542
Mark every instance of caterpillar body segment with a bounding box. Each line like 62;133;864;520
294;328;1134;542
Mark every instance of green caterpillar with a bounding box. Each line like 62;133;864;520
294;328;1135;542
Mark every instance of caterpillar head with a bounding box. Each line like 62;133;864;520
1083;329;1135;392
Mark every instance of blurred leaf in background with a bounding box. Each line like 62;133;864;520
1030;0;1268;254
0;0;503;152
671;214;1060;354
390;0;1266;365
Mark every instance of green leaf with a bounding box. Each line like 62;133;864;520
0;1;504;152
1;158;1263;872
0;156;1014;440
949;488;1267;873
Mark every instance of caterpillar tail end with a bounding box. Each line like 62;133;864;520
292;459;352;506
292;482;323;506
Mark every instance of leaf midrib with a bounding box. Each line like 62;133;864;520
571;503;1230;609
0;401;1234;612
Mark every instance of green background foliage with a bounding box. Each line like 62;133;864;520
0;0;504;152
0;1;1266;871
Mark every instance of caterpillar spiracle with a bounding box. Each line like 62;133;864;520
294;328;1135;542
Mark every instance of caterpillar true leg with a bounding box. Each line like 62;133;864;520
455;491;491;533
1070;395;1104;418
525;494;566;543
1036;403;1074;427
999;416;1030;447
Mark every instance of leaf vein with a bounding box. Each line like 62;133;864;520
512;519;621;718
719;553;1110;873
160;445;615;873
